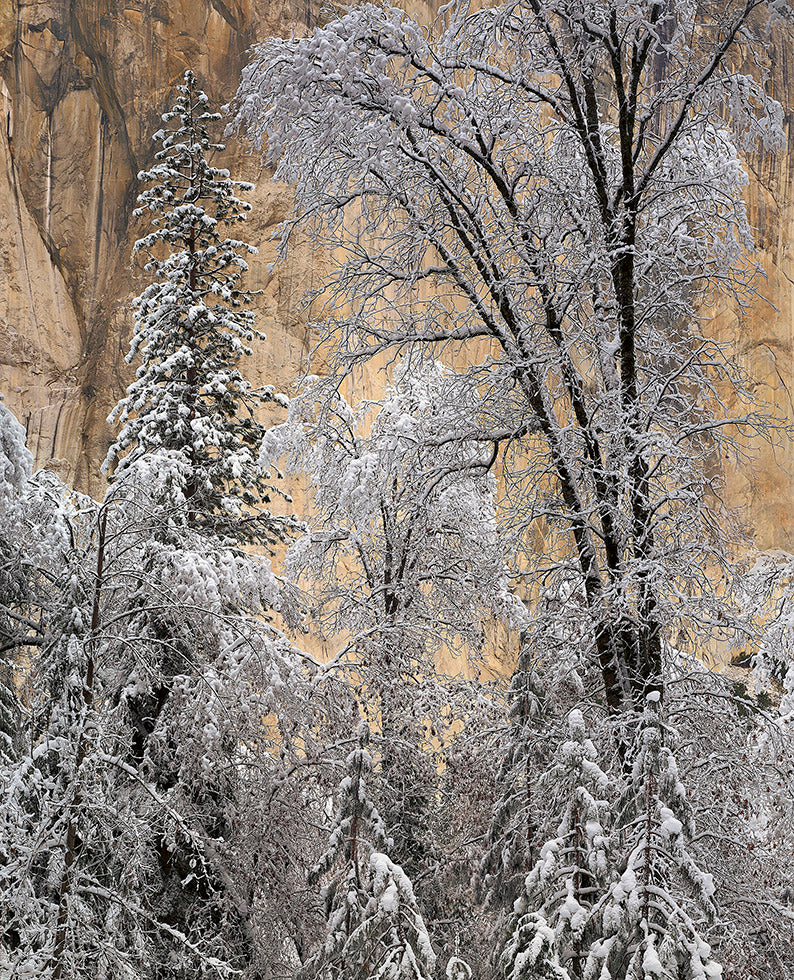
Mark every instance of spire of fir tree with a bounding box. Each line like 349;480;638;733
105;69;293;548
585;696;722;980
502;709;612;980
479;642;550;914
303;722;435;980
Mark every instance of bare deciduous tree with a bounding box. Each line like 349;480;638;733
235;0;786;715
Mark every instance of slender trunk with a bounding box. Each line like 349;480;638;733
51;506;107;979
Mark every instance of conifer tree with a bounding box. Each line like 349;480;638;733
305;722;392;979
585;698;721;980
105;69;292;548
88;72;305;974
502;710;612;980
304;722;436;980
359;852;437;980
480;644;549;916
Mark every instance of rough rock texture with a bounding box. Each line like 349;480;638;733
0;0;319;491
0;0;792;550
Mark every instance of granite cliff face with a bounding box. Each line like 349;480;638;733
0;0;793;548
0;0;319;492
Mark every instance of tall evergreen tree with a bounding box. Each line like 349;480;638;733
105;69;293;548
502;710;612;980
585;699;721;980
79;72;307;976
479;643;549;918
303;723;435;980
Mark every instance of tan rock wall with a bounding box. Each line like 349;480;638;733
0;0;317;492
0;0;792;553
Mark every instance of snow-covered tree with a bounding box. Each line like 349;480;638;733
262;360;521;664
502;710;612;980
233;6;794;967
0;437;323;978
263;361;523;883
479;644;549;918
303;722;436;980
92;455;319;978
664;666;794;978
0;398;34;761
0;72;318;972
304;721;391;977
357;852;437;980
585;699;721;980
106;69;293;549
0;462;176;979
77;72;319;974
235;0;783;720
501;914;572;980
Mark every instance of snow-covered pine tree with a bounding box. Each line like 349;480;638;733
585;697;721;980
502;709;612;980
88;455;317;978
479;643;549;918
304;722;435;980
305;722;392;979
358;852;437;980
105;68;293;549
0;449;192;979
89;73;313;974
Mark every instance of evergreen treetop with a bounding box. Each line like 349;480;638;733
304;723;435;980
105;69;293;549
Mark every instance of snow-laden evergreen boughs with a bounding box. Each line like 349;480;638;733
357;852;436;980
479;644;549;917
106;69;293;548
446;955;473;980
303;722;434;980
585;699;722;980
0;397;32;498
303;722;390;980
503;709;612;980
501;913;572;980
309;723;392;908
